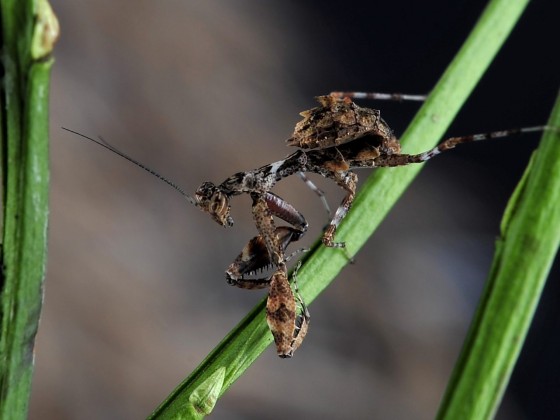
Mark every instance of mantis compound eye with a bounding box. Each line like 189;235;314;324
195;182;233;227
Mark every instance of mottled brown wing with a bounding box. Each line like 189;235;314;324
286;95;391;150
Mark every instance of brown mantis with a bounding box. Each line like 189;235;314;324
63;91;550;357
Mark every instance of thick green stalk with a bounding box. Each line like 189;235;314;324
150;0;536;418
0;0;58;418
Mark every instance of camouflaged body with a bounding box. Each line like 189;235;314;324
287;95;397;150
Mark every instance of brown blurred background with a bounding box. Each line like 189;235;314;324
33;1;559;419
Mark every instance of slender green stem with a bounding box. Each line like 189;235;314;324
0;0;58;418
150;0;536;418
437;92;560;419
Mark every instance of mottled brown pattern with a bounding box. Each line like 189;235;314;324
266;269;298;357
287;95;395;150
67;92;550;358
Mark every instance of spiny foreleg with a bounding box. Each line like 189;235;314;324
226;226;306;288
250;192;309;267
251;193;286;270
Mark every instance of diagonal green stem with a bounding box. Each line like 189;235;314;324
437;92;560;419
150;0;537;418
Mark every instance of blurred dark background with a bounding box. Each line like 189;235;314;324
34;1;559;419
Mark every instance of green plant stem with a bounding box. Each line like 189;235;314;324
0;0;57;418
150;0;535;418
437;92;560;419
